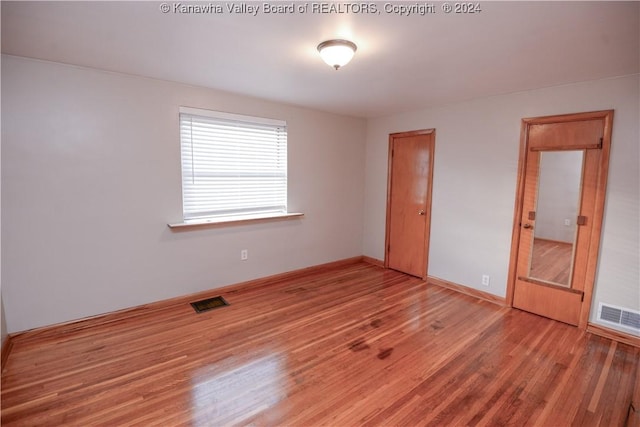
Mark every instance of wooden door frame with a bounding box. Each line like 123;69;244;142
506;110;614;329
384;129;435;280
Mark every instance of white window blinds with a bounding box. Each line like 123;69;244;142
179;107;287;221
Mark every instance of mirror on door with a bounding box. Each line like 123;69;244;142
528;150;584;287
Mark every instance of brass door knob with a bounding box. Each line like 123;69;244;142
523;223;532;229
418;210;425;216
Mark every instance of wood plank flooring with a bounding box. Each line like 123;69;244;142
2;261;638;426
530;238;573;286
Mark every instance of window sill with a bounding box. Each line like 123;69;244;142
167;212;304;229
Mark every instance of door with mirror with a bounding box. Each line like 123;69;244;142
510;111;613;327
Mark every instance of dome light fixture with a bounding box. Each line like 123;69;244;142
317;39;357;70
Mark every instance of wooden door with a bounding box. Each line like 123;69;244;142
508;111;613;327
385;130;435;278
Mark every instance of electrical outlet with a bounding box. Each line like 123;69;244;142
241;249;248;261
482;275;490;287
564;219;571;226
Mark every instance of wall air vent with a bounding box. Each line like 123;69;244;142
597;303;640;333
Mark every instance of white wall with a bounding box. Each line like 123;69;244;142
1;296;7;346
535;151;583;243
1;55;367;333
1;60;5;345
3;55;638;337
363;74;639;334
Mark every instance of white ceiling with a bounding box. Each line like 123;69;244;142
2;1;639;118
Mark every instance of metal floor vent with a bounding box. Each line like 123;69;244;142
191;296;229;313
597;303;640;333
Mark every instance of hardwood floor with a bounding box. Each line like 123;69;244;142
2;261;638;426
529;238;573;285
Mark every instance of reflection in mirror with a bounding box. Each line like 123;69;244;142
528;150;584;287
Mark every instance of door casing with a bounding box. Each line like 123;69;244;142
506;110;614;329
384;129;435;279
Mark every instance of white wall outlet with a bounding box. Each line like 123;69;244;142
241;249;248;261
564;219;571;226
481;275;490;287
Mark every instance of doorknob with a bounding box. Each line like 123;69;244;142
418;210;425;216
523;223;533;229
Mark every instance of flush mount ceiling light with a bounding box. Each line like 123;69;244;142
317;39;357;70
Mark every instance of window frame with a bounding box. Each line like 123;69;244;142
169;107;302;229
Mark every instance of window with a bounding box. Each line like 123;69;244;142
179;107;287;222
